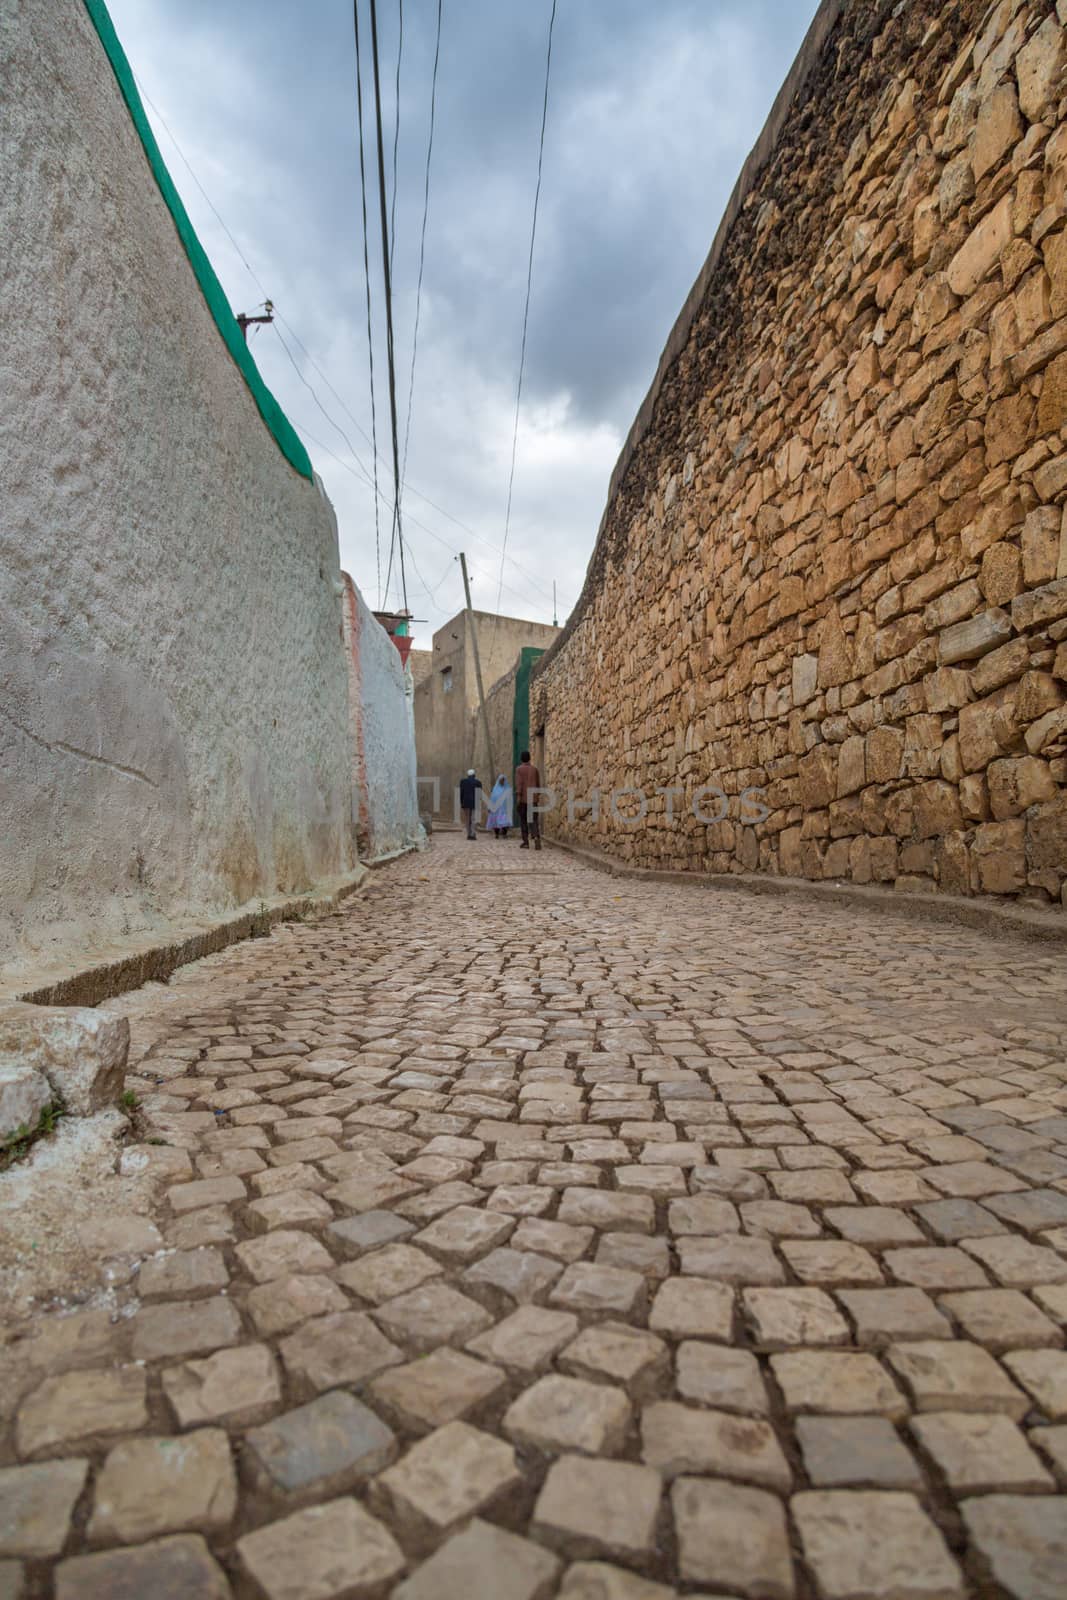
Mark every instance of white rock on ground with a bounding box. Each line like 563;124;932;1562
0;1003;128;1116
0;1062;51;1142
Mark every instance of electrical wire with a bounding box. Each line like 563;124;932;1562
292;420;552;619
272;323;376;490
390;0;403;269
496;0;558;610
401;0;443;497
270;326;564;620
134;51;564;616
368;0;408;614
352;0;385;605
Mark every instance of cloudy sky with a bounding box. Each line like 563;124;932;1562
106;0;820;646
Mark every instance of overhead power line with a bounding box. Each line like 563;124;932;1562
390;0;403;268
292;418;552;620
497;0;558;610
272;322;375;491
352;0;385;604
134;49;564;617
273;324;561;613
401;0;443;496
367;0;408;615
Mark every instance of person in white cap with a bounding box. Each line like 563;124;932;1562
458;769;482;840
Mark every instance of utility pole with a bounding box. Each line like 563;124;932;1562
459;552;496;782
237;300;274;341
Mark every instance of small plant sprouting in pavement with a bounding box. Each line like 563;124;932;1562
0;1100;65;1172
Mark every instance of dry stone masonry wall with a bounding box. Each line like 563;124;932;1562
534;0;1067;907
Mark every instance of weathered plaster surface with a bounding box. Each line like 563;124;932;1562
0;0;356;974
342;575;423;861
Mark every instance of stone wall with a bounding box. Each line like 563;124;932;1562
0;0;416;986
533;0;1067;907
341;575;424;862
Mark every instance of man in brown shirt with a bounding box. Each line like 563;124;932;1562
515;750;542;851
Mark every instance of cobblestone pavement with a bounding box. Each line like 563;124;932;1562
3;833;1067;1599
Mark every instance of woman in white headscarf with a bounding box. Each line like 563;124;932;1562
486;773;513;838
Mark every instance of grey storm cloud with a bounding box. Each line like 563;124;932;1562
104;0;820;632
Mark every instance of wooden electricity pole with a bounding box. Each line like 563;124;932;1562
459;552;496;781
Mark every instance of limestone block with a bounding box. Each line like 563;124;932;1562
963;491;1026;562
237;1500;404;1597
817;608;854;688
1015;671;1065;725
847;344;880;403
1026;705;1067;753
1034;453;1067;501
1027;795;1067;870
1017;266;1053;344
0;1460;88;1558
914;781;964;839
0;1003;128;1116
980;542;1024;605
55;1536;231;1600
973;81;1023;181
960;773;991;821
947;194;1013;297
1022;508;1062;587
794;1492;963;1600
972;637;1030;695
903;714;944;779
869;837;898;881
1013;579;1067;632
988;756;1057;819
974;819;1028;893
827;463;863;515
865;725;904;782
797;746;837;809
87;1430;237;1544
986;391;1035;467
912;193;941;266
1038;351;1067;434
939;149;976;221
936;832;971;893
0;1064;52;1142
791;653;818;706
959;690;1019;773
939;609;1013;664
779;826;803;875
1016;13;1066;122
925;667;971;713
1047;228;1067;319
836;737;866;798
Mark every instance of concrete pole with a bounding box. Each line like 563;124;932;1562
459;552;496;784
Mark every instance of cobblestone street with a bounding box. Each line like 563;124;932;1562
3;832;1067;1598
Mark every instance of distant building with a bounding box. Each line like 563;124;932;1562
413;608;559;822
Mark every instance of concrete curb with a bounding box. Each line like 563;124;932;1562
3;865;371;1010
544;836;1067;946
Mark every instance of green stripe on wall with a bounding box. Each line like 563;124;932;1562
82;0;313;480
513;646;546;778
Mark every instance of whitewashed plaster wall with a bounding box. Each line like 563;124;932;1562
0;0;359;975
342;576;424;863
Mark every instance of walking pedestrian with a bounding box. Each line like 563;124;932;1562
515;749;542;851
486;773;513;838
459;768;482;840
